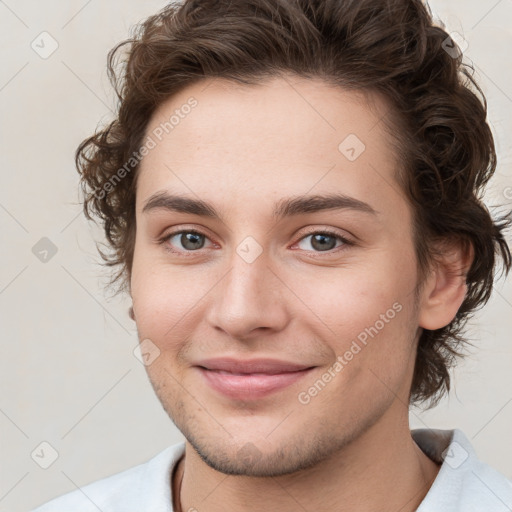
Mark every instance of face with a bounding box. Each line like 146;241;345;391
130;75;423;476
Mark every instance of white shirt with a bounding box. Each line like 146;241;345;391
31;429;512;511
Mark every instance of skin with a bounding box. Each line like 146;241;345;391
129;74;470;512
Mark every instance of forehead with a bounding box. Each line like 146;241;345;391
135;75;404;219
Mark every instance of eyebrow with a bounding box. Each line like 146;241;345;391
142;191;379;220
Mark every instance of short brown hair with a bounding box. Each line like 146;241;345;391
76;0;511;407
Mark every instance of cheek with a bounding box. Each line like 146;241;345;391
330;295;414;372
335;297;418;403
292;260;414;336
130;256;218;354
300;265;418;380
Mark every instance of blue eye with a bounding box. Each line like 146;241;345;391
158;228;353;257
296;231;349;252
162;230;212;253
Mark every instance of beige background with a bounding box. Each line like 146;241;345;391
0;1;511;510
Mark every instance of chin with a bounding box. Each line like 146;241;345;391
182;427;343;477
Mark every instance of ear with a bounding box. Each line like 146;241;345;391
417;239;473;330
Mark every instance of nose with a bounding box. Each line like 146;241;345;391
205;245;290;341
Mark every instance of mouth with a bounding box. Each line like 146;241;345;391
195;358;316;400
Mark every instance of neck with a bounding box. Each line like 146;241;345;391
173;409;440;512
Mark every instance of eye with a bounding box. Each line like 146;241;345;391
158;228;354;256
159;229;214;255
294;229;353;253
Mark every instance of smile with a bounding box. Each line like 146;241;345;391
197;366;315;400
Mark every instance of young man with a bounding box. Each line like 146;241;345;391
33;0;511;510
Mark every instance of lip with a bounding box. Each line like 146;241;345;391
195;358;316;400
196;357;313;374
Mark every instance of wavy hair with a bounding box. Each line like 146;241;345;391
75;0;511;407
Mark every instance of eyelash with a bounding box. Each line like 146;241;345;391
157;228;355;258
